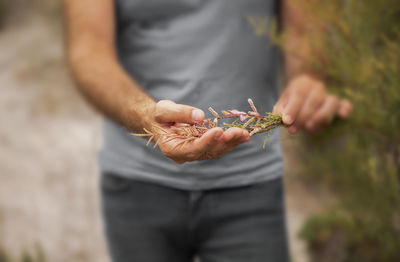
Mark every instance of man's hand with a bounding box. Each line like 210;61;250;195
273;75;353;134
150;100;250;164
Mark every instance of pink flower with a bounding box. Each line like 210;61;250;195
248;112;259;116
224;110;248;121
228;109;246;115
239;114;248;121
247;99;260;116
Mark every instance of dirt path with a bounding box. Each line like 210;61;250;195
0;14;107;262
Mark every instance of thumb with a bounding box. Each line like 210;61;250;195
155;100;204;124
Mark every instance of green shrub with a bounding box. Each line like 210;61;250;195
0;245;46;262
0;248;10;262
280;0;400;261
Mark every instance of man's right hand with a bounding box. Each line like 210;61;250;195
150;100;250;164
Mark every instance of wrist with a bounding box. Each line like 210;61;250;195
141;100;158;131
289;73;326;90
125;98;157;132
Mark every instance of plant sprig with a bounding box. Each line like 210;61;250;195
132;98;283;149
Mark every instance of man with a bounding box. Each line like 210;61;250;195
64;0;352;261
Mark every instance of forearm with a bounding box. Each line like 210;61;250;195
282;0;315;81
68;44;156;132
284;40;312;81
64;0;155;132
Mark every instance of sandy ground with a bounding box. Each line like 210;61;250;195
0;14;107;262
0;12;322;262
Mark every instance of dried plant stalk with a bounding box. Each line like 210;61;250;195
132;98;283;149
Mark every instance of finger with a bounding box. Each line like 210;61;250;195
338;99;353;118
209;141;238;159
273;91;289;115
160;127;221;162
222;127;249;142
214;128;249;151
190;127;224;157
173;160;185;165
291;86;325;132
212;129;249;156
155;100;204;124
165;128;223;162
282;86;308;126
305;95;340;131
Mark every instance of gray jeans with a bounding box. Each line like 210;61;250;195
101;174;289;262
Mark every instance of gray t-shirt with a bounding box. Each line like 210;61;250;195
99;0;284;190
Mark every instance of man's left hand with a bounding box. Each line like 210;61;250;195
273;74;353;134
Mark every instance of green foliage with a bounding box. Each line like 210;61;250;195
282;0;400;261
300;209;400;262
300;211;353;243
21;252;33;262
20;245;46;262
0;248;10;262
0;245;46;262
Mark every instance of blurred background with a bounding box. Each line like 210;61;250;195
0;0;399;262
0;0;106;261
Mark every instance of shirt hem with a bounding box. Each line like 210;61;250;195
100;166;284;191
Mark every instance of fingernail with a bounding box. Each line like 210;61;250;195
192;109;203;122
215;132;222;139
283;114;293;125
